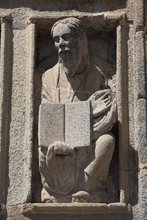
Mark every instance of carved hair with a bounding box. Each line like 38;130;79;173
51;17;85;38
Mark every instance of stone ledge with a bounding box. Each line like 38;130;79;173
21;203;132;215
28;9;126;31
29;9;126;22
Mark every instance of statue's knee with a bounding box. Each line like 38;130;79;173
95;133;115;152
104;134;115;147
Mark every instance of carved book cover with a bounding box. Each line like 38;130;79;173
38;101;91;148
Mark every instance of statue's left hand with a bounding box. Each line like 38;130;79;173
89;90;112;118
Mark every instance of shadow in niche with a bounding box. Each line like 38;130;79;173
31;28;57;203
107;123;119;203
32;22;119;203
122;22;138;206
31;68;42;203
0;0;127;13
0;22;13;219
107;124;139;205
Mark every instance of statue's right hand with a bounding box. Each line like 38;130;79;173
46;141;76;174
49;141;75;156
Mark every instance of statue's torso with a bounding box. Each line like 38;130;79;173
42;62;107;104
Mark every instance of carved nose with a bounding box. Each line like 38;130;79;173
59;37;65;47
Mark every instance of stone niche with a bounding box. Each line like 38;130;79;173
0;0;146;219
19;9;132;219
33;15;118;203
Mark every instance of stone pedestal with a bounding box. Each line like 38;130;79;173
9;203;132;220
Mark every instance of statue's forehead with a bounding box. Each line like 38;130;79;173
52;23;73;37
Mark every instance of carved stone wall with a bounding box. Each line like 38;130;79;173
0;0;146;220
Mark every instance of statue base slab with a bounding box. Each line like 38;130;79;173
10;203;133;220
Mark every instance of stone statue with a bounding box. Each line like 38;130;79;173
38;17;117;203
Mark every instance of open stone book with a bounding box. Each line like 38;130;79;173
38;101;91;148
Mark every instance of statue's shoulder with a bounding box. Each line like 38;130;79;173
89;64;108;87
42;63;59;82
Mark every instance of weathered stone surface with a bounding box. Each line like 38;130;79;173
7;27;29;206
65;101;91;148
7;203;132;220
0;0;146;219
134;0;144;31
38;103;65;147
21;203;131;215
139;166;147;220
39;101;91;148
0;18;12;208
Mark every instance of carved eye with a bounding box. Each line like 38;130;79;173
54;36;59;43
62;34;72;41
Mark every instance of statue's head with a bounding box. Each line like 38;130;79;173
51;17;88;77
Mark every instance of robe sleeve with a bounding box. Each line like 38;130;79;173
42;72;53;103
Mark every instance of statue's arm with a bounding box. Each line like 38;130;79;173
42;73;53;103
89;89;117;141
92;99;117;140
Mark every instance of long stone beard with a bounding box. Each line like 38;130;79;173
59;52;79;77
